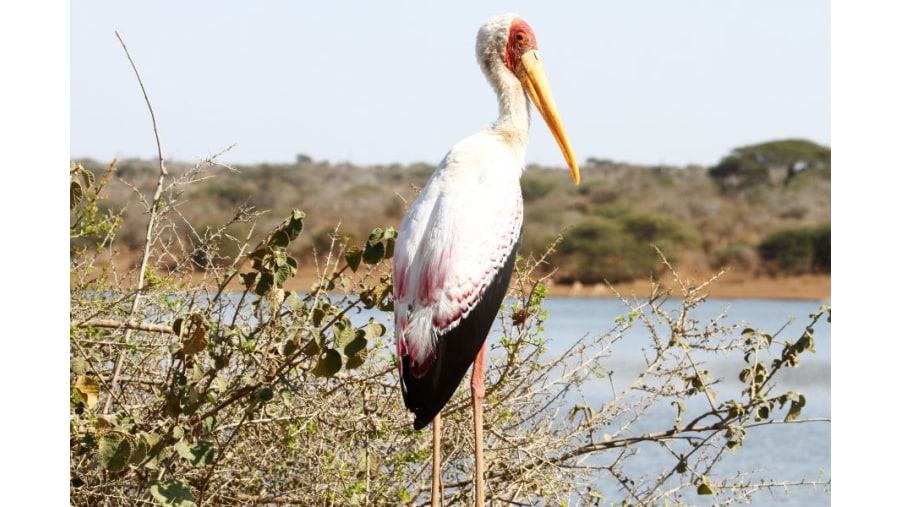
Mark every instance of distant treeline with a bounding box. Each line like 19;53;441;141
75;139;830;284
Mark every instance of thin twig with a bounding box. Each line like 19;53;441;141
77;318;174;334
104;31;170;414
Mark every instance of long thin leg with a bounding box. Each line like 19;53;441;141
432;413;441;507
471;341;487;507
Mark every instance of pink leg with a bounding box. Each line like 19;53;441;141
471;341;487;507
432;413;441;507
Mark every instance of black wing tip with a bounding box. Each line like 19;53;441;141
401;355;444;431
413;415;432;431
405;391;439;430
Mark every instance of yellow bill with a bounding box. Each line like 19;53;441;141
517;50;580;185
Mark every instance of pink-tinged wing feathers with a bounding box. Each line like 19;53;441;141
394;131;524;380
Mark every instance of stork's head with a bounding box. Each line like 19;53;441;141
477;13;580;185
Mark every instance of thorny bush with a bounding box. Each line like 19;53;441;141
70;158;830;506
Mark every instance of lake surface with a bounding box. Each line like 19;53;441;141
534;297;831;506
353;295;831;505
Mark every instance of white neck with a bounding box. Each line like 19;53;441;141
490;70;530;157
476;14;531;162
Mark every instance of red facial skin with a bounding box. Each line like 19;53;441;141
505;18;538;74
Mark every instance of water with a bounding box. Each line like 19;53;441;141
537;297;831;506
351;296;831;505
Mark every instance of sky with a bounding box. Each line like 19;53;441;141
69;1;831;169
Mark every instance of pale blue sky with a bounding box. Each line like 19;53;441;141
70;1;830;168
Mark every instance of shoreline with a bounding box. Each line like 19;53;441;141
281;269;830;302
96;254;832;302
544;272;831;302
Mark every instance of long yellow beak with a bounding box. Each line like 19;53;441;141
518;50;580;185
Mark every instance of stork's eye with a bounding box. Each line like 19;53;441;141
515;32;527;43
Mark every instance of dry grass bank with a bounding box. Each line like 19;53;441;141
547;270;831;301
280;264;831;301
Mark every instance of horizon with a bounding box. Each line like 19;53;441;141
71;134;830;170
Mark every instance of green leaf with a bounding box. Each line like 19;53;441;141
345;347;368;369
254;272;275;296
275;261;295;288
77;163;95;189
785;394;806;422
172;317;184;336
256;387;274;403
71;358;88;375
725;424;745;450
283;209;306;240
311;305;327;327
150;479;197;507
345;246;362;272
130;433;150;465
98;432;133;472
365;320;386;340
274;249;288;267
239;272;257;291
268;230;291;249
362;241;385;265
248;246;273;269
367;228;384;244
384;236;395;260
333;320;357;349
203;416;218;434
176;439;215;467
302;337;320;357
280;388;294;407
343;335;368;358
313;349;342;377
284;338;299;356
697;476;718;495
361;281;392;310
180;315;208;355
71;181;84;209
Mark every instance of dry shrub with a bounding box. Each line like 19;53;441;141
71;158;830;504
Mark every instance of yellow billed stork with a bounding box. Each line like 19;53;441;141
392;13;579;505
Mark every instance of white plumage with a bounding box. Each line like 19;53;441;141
391;12;579;506
394;131;524;377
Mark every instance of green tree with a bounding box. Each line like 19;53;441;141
708;139;830;193
555;211;700;284
758;223;831;275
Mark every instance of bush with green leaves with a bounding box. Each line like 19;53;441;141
70;155;830;506
758;223;831;275
71;157;401;505
554;211;700;284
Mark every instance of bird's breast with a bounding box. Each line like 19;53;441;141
393;131;525;376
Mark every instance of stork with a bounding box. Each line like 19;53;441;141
392;13;580;505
